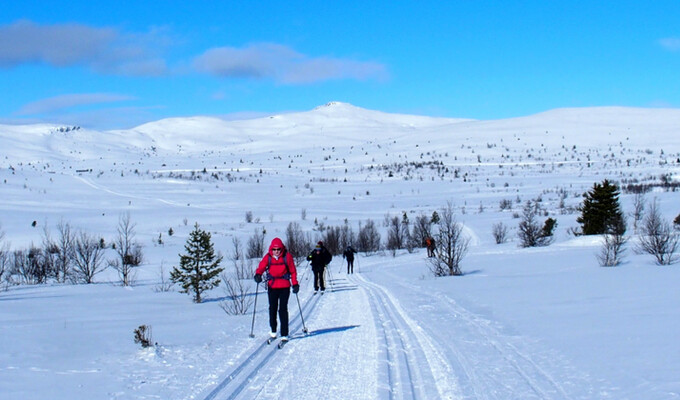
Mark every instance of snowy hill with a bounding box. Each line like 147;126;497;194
1;103;679;399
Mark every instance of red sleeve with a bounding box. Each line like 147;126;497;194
255;255;269;275
287;253;298;285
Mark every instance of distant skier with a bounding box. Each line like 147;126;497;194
307;241;332;294
342;245;357;273
254;238;299;343
425;236;436;258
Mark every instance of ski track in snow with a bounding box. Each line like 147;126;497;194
351;273;460;400
380;268;604;400
199;289;323;400
70;175;208;209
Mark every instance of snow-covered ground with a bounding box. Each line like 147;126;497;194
1;102;679;399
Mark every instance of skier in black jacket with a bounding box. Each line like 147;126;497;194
307;241;332;293
342;245;357;274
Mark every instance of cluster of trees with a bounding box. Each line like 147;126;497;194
494;178;678;268
575;179;679;267
0;214;143;287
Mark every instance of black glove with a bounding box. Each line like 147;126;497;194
292;284;299;293
254;274;262;283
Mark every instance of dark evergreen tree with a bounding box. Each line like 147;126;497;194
171;223;223;303
577;179;625;235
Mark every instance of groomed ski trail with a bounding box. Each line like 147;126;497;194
350;273;460;400
199;289;323;400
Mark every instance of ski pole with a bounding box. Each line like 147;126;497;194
295;292;308;334
326;265;335;291
249;282;260;338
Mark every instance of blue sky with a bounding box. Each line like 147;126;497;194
2;1;680;129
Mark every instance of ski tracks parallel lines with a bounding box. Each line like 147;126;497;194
201;292;322;400
439;295;571;400
386;275;576;400
352;274;459;400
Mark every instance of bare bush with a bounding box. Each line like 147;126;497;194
0;228;9;287
133;325;153;348
321;225;341;255
357;219;381;254
153;262;174;292
219;271;254;315
54;220;75;283
112;213;143;286
499;199;513;211
219;239;255;315
40;225;59;281
11;246;48;284
286;222;312;265
386;216;405;253
631;192;646;233
338;222;356;253
411;214;433;248
430;202;470;276
73;231;107;283
246;227;266;259
492;222;509;244
637;200;680;265
597;233;627;267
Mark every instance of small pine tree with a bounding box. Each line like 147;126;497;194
170;223;224;303
577;179;625;235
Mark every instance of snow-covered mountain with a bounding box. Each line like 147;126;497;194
4;102;680;160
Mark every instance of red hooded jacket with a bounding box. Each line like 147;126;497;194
255;238;298;289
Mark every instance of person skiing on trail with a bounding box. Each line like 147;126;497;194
342;245;357;274
425;236;436;258
254;238;299;343
307;241;332;294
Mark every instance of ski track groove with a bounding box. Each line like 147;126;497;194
352;273;458;400
384;271;577;400
200;291;322;400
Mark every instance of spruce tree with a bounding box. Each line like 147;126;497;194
171;223;224;303
577;179;625;235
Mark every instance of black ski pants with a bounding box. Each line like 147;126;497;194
346;258;354;273
268;287;290;337
313;268;325;291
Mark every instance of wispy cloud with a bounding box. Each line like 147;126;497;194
658;37;680;52
193;43;388;84
16;93;135;115
0;20;169;76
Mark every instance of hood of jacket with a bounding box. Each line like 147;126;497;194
268;237;286;255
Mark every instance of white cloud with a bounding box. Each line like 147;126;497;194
658;37;680;52
0;20;168;76
193;43;388;84
16;93;136;115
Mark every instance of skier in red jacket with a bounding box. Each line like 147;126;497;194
254;238;299;342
